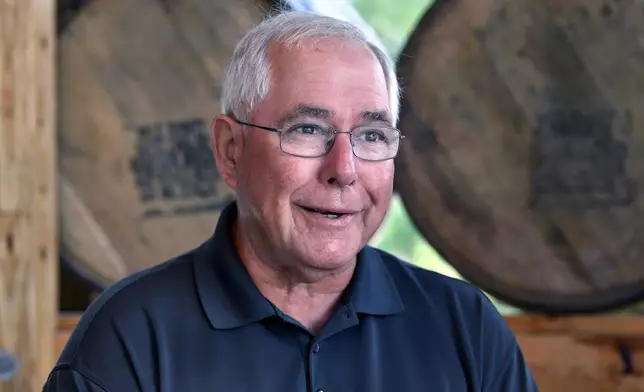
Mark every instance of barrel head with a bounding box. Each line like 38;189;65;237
58;0;270;285
395;0;644;313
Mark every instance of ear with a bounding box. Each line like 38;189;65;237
211;114;244;190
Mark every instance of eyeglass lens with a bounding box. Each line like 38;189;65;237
280;123;400;160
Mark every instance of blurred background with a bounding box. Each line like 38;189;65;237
3;0;644;391
55;0;532;315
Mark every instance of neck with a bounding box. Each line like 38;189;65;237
233;220;356;333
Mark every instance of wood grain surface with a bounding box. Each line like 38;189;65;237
57;0;273;287
0;0;58;390
394;0;644;313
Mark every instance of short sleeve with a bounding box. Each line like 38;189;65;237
476;291;540;391
487;336;540;391
42;366;108;392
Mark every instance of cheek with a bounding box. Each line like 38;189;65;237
365;163;395;203
241;142;312;205
264;158;310;196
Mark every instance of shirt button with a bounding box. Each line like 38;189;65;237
312;343;320;353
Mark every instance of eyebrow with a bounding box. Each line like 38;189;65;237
360;110;392;126
276;105;333;128
275;104;393;128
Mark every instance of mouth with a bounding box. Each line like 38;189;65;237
298;205;353;219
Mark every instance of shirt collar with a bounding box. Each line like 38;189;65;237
344;245;405;316
194;201;404;330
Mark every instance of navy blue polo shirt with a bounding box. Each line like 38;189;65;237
44;202;539;392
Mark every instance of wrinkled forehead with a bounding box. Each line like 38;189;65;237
257;39;391;126
274;104;393;128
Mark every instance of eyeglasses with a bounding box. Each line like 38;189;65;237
234;119;405;161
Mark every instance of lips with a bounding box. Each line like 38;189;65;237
297;205;359;219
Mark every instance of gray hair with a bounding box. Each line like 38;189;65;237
220;10;401;125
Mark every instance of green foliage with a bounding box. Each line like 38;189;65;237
371;195;420;259
351;0;435;57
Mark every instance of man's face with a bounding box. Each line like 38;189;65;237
225;38;394;270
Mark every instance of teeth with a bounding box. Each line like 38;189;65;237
324;213;340;219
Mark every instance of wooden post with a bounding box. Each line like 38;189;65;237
0;0;57;391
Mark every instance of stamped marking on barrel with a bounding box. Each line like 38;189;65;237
530;109;636;208
399;101;496;244
130;118;234;217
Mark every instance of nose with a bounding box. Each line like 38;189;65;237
320;133;357;188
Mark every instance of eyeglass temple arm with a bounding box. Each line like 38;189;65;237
234;119;280;133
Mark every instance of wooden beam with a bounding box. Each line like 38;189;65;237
507;315;644;338
0;0;57;390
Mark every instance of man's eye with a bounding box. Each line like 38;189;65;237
292;124;322;135
360;130;387;143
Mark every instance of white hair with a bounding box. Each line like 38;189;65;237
220;9;401;125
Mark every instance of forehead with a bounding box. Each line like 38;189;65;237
258;38;390;125
275;104;392;128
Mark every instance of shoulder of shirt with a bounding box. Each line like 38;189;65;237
370;245;479;293
368;247;532;387
56;242;203;367
367;245;500;315
368;245;514;346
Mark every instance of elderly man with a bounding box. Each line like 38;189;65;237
44;10;539;392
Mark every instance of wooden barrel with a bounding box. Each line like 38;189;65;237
57;0;275;288
395;0;644;313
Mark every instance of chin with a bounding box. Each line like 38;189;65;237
297;238;363;270
305;257;356;273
